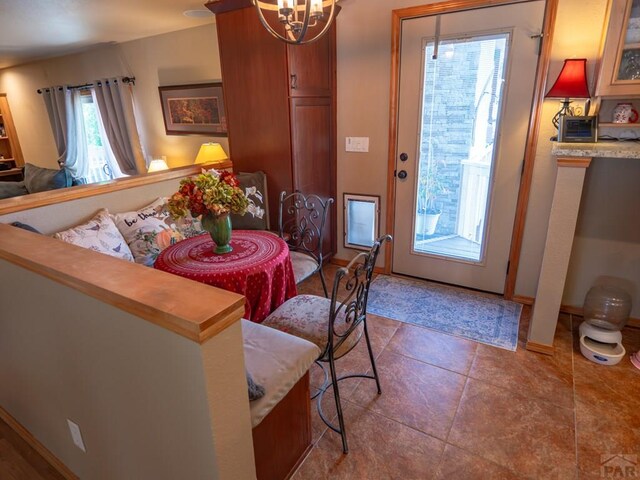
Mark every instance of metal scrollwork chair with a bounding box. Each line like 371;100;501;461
279;191;334;297
263;234;392;453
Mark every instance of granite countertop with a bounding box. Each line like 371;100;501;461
552;141;640;159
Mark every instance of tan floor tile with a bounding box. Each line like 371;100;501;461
574;399;640;477
349;350;467;440
292;402;445;480
469;341;574;409
434;444;527;480
448;379;576;479
387;323;477;375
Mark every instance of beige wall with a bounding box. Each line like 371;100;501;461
0;261;255;479
334;0;639;316
0;23;227;171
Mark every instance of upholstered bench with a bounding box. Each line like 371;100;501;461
242;319;320;480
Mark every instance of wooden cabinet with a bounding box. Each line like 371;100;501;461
0;94;24;181
206;1;337;259
596;0;640;97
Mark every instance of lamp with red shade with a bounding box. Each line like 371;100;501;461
545;58;591;128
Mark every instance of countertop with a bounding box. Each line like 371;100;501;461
552;141;640;159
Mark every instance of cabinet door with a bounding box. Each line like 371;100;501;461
290;97;336;257
597;0;640;96
287;22;335;97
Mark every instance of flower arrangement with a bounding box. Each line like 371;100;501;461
168;170;264;220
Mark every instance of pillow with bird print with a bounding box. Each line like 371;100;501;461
53;209;134;262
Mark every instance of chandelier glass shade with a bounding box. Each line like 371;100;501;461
253;0;337;45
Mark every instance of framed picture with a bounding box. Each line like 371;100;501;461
158;83;227;136
343;193;380;250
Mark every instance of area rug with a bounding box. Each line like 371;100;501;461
367;275;521;351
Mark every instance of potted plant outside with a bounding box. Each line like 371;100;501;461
416;158;448;236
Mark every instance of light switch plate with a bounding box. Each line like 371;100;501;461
345;137;369;153
67;419;86;452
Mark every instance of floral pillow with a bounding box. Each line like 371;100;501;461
53;209;134;262
111;198;186;266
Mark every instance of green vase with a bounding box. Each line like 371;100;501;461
201;213;233;254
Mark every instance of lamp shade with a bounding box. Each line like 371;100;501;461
195;143;228;165
147;159;169;172
545;59;591;99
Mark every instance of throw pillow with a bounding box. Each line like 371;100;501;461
230;171;269;230
53;209;134;262
23;163;72;194
111;198;185;266
0;181;28;199
247;371;265;401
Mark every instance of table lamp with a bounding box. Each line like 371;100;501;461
545;58;591;128
195;143;228;166
148;157;169;172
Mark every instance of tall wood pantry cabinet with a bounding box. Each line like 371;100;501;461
205;1;337;259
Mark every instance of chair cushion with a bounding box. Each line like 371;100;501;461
23;163;72;193
53;209;134;262
242;319;320;428
289;251;319;284
262;295;363;359
230;171;269;230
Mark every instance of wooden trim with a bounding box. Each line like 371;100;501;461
503;0;559;299
0;161;233;216
556;157;593;168
525;340;555;355
0;406;78;479
331;257;385;274
0;224;246;344
0;94;24;166
385;0;557;280
513;294;640;328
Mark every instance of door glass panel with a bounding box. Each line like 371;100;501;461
413;33;509;262
617;0;640;81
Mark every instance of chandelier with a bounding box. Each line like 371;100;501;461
253;0;337;45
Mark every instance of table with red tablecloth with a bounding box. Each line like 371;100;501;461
154;230;297;322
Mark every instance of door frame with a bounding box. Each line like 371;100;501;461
384;0;559;299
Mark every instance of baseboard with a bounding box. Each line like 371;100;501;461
512;295;640;328
0;406;78;480
525;340;555;356
331;257;385;275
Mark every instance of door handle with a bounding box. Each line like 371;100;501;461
290;74;298;89
397;170;408;179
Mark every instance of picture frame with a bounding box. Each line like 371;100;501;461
158;83;227;136
343;193;380;251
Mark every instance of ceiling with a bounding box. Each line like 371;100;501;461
0;0;216;70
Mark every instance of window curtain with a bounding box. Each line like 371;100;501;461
41;87;90;181
92;78;145;176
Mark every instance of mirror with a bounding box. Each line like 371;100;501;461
0;2;229;204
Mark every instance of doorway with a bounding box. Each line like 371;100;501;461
392;1;545;293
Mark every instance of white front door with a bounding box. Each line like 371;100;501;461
392;1;545;293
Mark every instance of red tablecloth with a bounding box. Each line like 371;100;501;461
154;230;297;322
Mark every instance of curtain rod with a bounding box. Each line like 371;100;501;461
37;76;135;94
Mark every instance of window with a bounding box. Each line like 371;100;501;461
79;91;124;184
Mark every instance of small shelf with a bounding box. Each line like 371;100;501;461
599;122;640;128
0;136;10;140
0;168;23;178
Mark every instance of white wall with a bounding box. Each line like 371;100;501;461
0;23;227;170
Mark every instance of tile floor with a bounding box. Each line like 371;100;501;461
293;265;640;480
